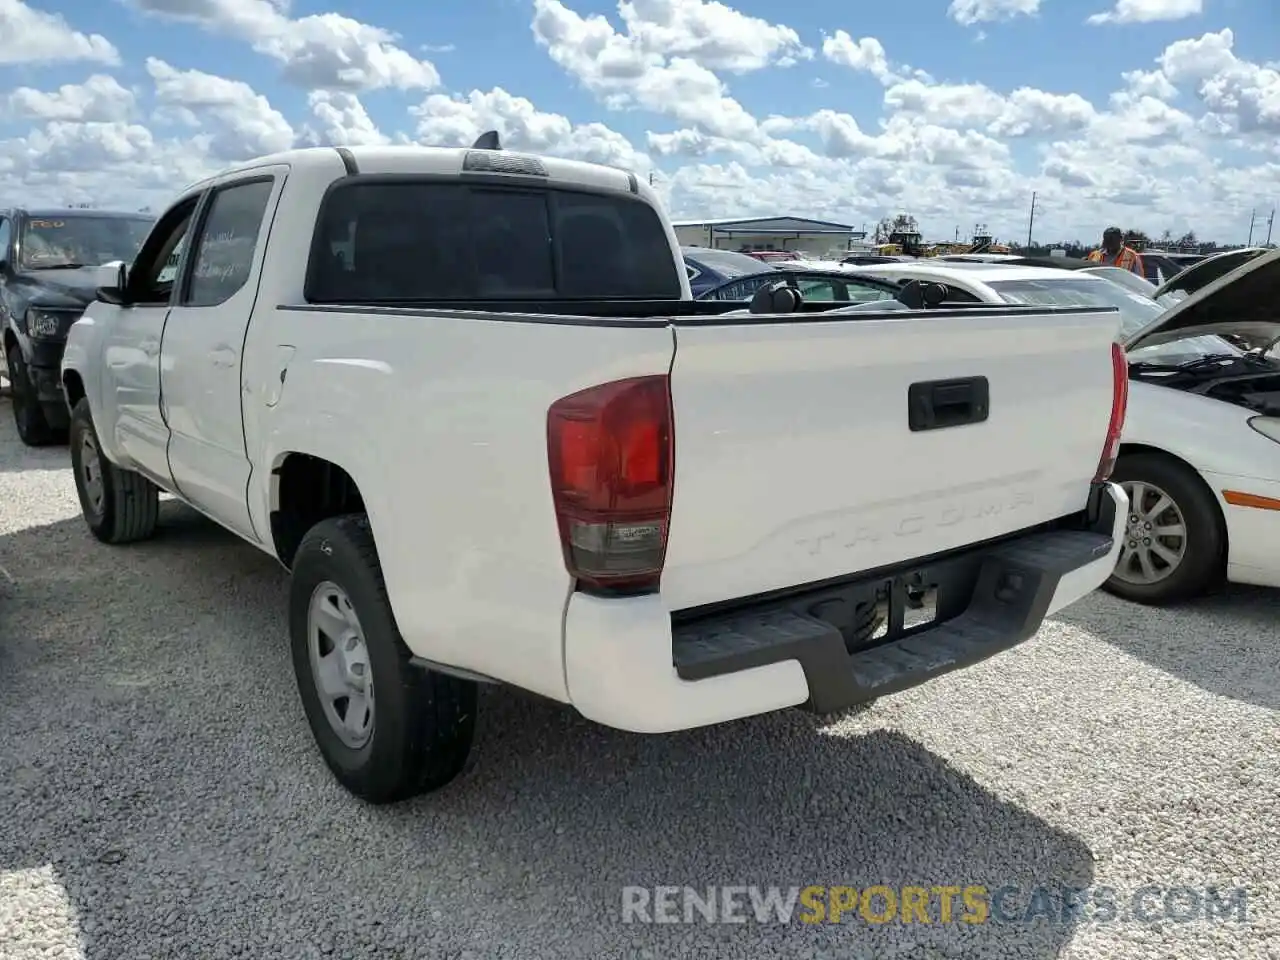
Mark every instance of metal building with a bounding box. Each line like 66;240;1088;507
670;216;869;257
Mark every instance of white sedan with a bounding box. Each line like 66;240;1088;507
846;255;1280;604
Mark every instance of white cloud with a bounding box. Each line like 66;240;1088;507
881;78;1098;137
1087;0;1202;26
1118;68;1179;100
124;0;440;91
414;87;650;173
612;0;811;71
948;0;1042;27
146;58;296;159
6;75;135;123
531;0;809;76
821;32;893;84
0;0;119;64
1156;29;1280;134
532;2;755;139
299;91;391;147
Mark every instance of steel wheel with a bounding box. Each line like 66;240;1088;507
1113;480;1188;585
307;581;375;749
78;429;106;520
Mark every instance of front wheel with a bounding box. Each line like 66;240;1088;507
7;345;61;447
288;514;477;804
1103;452;1225;605
69;398;159;544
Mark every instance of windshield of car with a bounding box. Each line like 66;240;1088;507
686;248;772;279
1082;266;1157;297
985;276;1165;337
19;216;153;269
1127;334;1247;364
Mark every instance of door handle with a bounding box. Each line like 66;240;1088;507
908;377;990;432
208;346;238;368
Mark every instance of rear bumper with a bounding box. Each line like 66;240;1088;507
563;482;1125;733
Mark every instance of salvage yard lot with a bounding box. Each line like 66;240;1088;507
0;404;1277;960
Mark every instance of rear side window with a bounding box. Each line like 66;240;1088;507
306;181;682;302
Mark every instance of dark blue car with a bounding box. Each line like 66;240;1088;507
682;246;776;297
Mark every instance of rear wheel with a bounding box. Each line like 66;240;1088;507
69;398;159;544
7;345;61;447
289;514;477;804
1103;452;1225;605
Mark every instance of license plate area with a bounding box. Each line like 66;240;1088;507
800;557;981;655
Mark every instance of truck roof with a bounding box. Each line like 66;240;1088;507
185;144;652;204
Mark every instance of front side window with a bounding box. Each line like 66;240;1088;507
19;215;153;270
130;200;198;304
306;181;682;303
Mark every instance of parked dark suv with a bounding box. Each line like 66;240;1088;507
1;208;154;445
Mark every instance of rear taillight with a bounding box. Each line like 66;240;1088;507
1094;341;1129;482
547;375;674;593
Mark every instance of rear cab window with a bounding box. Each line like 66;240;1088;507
305;180;682;303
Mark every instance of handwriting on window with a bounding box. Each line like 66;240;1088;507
195;230;255;285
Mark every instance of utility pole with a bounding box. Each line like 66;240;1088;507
1026;191;1038;248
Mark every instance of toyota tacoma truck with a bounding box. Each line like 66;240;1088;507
61;137;1129;804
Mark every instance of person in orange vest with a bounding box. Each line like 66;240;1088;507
1087;226;1145;275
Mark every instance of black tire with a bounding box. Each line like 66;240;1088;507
289;514;477;804
68;397;160;544
7;345;63;447
1103;451;1226;605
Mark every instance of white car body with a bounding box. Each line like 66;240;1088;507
935;253;1022;262
850;255;1280;594
59;143;1128;799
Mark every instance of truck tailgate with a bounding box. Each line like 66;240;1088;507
661;307;1122;611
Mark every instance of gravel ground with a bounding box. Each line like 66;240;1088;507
1;400;1277;960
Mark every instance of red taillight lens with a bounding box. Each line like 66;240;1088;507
1094;341;1129;482
547;375;674;593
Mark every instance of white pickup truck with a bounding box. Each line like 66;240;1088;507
61;138;1129;803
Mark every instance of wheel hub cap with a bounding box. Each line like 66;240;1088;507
79;432;105;517
307;581;375;749
1114;480;1188;586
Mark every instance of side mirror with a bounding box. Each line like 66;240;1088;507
95;263;133;306
94;285;130;306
